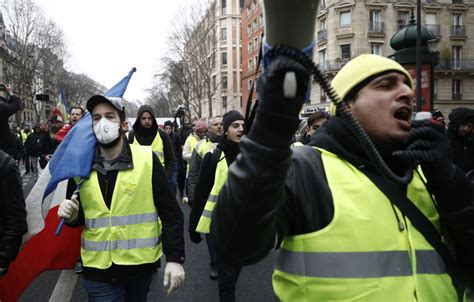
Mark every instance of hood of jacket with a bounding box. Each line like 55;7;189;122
448;107;474;138
133;104;158;133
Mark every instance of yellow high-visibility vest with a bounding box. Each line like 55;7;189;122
80;144;162;269
273;148;458;301
196;151;227;234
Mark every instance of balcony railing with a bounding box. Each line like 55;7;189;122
318;59;351;72
426;24;441;36
451;25;466;37
436;59;474;71
317;30;327;43
369;22;384;33
453;93;462;100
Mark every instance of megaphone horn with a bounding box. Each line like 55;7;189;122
263;0;319;50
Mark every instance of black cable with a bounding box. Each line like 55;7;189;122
265;45;413;185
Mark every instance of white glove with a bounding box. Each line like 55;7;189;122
57;195;79;223
163;262;185;294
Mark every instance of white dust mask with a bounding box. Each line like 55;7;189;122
93;118;120;144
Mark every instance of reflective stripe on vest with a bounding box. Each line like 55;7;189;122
133;132;165;165
276;249;446;279
80;144;162;269
85;212;158;229
82;236;162;251
273;147;457;302
196;152;227;234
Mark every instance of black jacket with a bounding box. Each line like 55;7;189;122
0;95;21;157
129;105;176;177
39;131;59;169
0;149;27;269
24;131;43;157
212;117;474;286
66;139;184;283
189;138;239;234
447;107;474;174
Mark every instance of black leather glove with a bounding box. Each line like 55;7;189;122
189;231;202;244
249;55;310;149
393;119;456;185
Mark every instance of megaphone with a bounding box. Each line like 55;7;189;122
263;0;318;50
262;1;319;101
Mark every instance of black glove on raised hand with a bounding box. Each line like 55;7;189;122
393;119;456;185
189;231;202;244
249;55;310;149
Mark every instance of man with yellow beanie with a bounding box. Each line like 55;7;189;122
212;54;474;301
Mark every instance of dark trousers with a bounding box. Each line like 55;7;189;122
206;233;217;269
82;271;154;302
207;234;242;302
217;259;242;302
23;153;30;172
177;162;186;196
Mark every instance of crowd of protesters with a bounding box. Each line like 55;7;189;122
0;52;474;301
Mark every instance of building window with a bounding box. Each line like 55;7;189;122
320;0;327;9
252;0;257;11
254;56;258;70
248;59;253;71
453;13;463;26
254;37;258;51
253;19;258;33
370;42;383;56
248;79;254;90
340;11;351;28
223;96;227;108
247;24;251;36
452;46;462;69
222;76;228;90
425;13;439;35
259;14;264;27
398;11;410;29
247;6;251;19
248;41;252;53
319;49;327;70
340;44;351;61
221;0;226;15
452;80;462;100
221;27;227;42
222;52;228;65
369;10;383;32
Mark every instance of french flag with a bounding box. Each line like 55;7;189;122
0;68;137;301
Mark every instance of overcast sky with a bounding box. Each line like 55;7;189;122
35;0;197;103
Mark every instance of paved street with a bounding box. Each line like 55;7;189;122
18;166;277;301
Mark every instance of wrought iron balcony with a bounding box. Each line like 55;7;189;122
369;22;384;33
453;93;462;100
317;30;327;43
436;59;474;71
451;25;466;37
425;24;441;36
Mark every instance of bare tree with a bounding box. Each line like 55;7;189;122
154;0;220;119
2;0;67;123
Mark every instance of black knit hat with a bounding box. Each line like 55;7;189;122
164;120;173;127
223;110;244;133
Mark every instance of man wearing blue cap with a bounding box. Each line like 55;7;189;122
58;95;185;301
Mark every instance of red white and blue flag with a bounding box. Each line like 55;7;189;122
0;68;137;301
